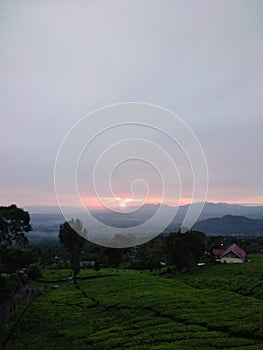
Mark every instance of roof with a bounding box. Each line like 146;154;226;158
213;244;246;260
221;243;246;260
213;248;225;256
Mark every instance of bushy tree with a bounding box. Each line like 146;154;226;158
0;248;37;273
0;204;31;248
59;219;87;285
27;264;42;281
104;247;124;269
0;273;22;303
137;238;166;274
165;230;205;272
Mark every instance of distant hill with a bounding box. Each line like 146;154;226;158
171;202;263;221
161;202;263;233
193;215;263;236
25;202;263;220
24;203;263;244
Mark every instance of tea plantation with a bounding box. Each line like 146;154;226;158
3;255;263;349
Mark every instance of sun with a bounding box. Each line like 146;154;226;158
119;201;127;208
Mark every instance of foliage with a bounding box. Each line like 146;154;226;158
0;273;21;303
59;219;87;284
165;231;205;271
137;238;166;273
0;248;37;273
4;254;263;349
27;263;42;281
0;204;31;248
104;247;125;268
94;261;101;272
179;253;263;299
135;231;205;273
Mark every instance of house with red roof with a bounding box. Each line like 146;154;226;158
213;243;246;263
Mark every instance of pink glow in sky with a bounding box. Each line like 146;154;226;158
1;1;263;210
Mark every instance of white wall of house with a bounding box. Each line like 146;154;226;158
220;257;244;263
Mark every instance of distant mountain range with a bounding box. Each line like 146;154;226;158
193;215;263;236
24;202;263;244
25;202;263;219
164;202;263;221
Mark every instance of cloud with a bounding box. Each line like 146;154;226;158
1;0;263;207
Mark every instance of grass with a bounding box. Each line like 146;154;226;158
178;254;263;299
3;254;263;349
40;267;116;281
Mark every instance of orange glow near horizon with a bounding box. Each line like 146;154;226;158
9;194;263;210
78;196;263;209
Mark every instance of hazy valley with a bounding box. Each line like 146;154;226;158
26;202;263;244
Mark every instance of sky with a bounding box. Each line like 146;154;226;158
1;0;263;211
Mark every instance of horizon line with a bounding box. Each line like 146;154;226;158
20;200;263;214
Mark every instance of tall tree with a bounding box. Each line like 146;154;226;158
0;204;31;248
165;230;205;272
138;238;166;275
104;247;124;269
59;219;86;285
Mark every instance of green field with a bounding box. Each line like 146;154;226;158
4;255;263;349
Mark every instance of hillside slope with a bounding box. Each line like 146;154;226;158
193;215;263;235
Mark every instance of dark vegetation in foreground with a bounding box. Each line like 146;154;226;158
1;255;263;350
1;205;263;349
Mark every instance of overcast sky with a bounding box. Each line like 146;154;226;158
1;0;263;210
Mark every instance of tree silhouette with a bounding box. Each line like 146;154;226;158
138;238;166;275
59;219;87;285
165;231;205;272
104;247;124;269
0;204;31;248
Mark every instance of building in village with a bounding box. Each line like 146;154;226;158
213;243;246;263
